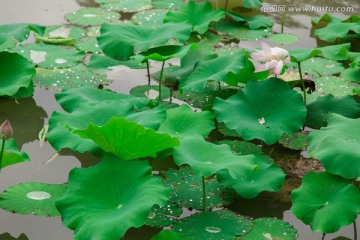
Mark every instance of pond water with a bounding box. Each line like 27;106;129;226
0;0;359;239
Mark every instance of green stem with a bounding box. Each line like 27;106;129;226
158;61;165;105
281;16;285;34
218;82;222;92
268;146;275;156
354;221;358;240
146;60;151;86
202;176;206;211
0;138;5;171
297;62;307;105
170;89;173;104
321;233;326;240
225;0;229;10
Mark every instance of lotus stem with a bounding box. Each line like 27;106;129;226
146;59;151;86
281;16;285;34
354;221;358;240
225;0;229;10
170;89;173;104
202;176;206;211
218;82;222;91
158;61;166;105
297;62;307;105
0;138;5;171
321;233;326;240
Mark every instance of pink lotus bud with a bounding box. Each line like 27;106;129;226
0;120;13;140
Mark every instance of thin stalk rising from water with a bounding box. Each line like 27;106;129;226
146;60;151;86
0;138;5;171
158;61;166;105
225;0;229;10
297;62;307;105
202;176;206;211
321;233;326;240
354;221;358;240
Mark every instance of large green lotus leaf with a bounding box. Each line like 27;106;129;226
225;59;269;86
173;135;255;177
14;43;84;69
54;87;149;112
173;210;252;240
75;37;102;53
308;114;360;179
35;25;85;45
217;140;262;155
100;0;152;12
179;51;246;92
33;65;108;90
0;51;35;97
0;37;17;51
268;33;299;45
216;154;285;199
87;54;146;70
278;132;308;151
47;101;165;155
300;57;344;76
0;139;30;169
224;11;273;29
161;167;236;210
152;0;185;9
74;117;179;160
305;94;360;129
289;43;350;62
214;78;307;144
131;9;167;29
56;155;170;240
65;8;120;26
242;0;262;8
291;171;360;233
216;20;271;41
312;76;358;97
130;85;171;100
311;13;359;25
0;182;66;217
0;24;30;44
315;22;360;42
152;230;183;240
140;44;195;62
341;68;360;83
158;104;214;138
147;202;182;227
239;218;298;240
164;1;225;34
98;22;192;60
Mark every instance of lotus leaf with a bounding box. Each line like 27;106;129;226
216;20;271;41
87;54;146;70
0;51;35;97
315;22;360;42
152;0;185;9
308;114;360;179
158;104;214;138
214;78;307;144
278;132;308;151
268;33;299;44
65;8;120;26
147;202;182;227
0;37;17;51
0;24;31;44
35;25;85;45
299;57;344;76
289;43;350;62
225;11;274;29
313;76;358;97
74;117;179;160
161;167;235;210
130;85;171;100
33;65;108;90
239;218;298;240
0;233;29;240
173;210;252;240
341;68;360;83
311;13;359;25
225;59;269;86
152;230;183;240
14;43;84;69
131;9;167;29
242;0;263;8
56;155;169;240
0;182;66;216
99;0;152;12
98;22;192;60
217;140;262;155
179;51;246;92
140;45;195;62
75;37;102;53
291;171;360;233
164;1;225;34
305;94;360;129
0;139;30;169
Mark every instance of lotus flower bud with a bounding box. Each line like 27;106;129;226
0;120;13;140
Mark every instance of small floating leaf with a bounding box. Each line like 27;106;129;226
99;0;152;12
65;8;120;26
130;85;171;100
300;57;344;76
146;202;182;227
268;33;299;44
313;76;358;97
131;9;167;29
278;132;308;151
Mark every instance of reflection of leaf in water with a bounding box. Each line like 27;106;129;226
0;233;29;240
0;97;47;147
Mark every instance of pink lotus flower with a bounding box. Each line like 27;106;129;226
0;120;13;140
250;42;290;75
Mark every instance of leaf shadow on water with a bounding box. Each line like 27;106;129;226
0;233;29;240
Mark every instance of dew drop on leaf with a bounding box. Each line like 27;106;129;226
26;191;51;200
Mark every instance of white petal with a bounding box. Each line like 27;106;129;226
260;41;272;57
274;60;284;75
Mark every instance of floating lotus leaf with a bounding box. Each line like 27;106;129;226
291;171;360;233
87;54;146;70
130;85;171;100
140;45;195;62
65;8;120;26
239;218;298;240
268;33;299;44
33;65;108;90
0;51;35;98
131;9;167;29
164;1;225;34
216;20;271;41
100;0;152;12
152;0;185;9
0;139;30;169
214;78;307;144
35;25;85;45
14;43;84;69
179;51;246;92
315;22;360;42
217;140;262;155
0;233;29;240
152;230;183;240
161;167;236;210
56;155;170;240
305;94;360;129
47;100;165;155
300;58;344;76
74;117;179;160
0;37;17;51
0;24;31;44
278;132;308;151
158;104;214;138
98;22;192;60
289;43;350;62
225;11;273;29
308;114;360;179
54;87;149;112
147;202;182;227
311;13;358;25
341;68;360;83
313;76;358;97
0;182;66;216
173;210;252;240
75;37;102;53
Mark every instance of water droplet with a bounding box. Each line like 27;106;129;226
55;58;67;64
83;14;97;17
205;227;221;233
148;212;156;219
117;204;123;209
26;191;51;200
